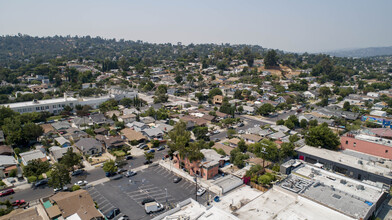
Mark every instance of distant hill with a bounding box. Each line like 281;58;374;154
325;46;392;58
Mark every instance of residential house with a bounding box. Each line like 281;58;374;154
54;137;71;148
303;91;316;99
62;128;88;142
121;128;146;143
71;116;93;129
48;190;104;220
212;143;234;155
271;125;291;133
74;138;103;156
52;121;71;132
118;114;136;124
105;110;121;119
142;128;164;140
90;113;114;125
155;123;174;133
268;131;287;140
241;134;262;144
213;95;223;105
123;108;140;115
140;116;155;124
40;124;56;136
20;150;47;165
126;121;149;132
94;127;107;135
242;106;255;115
49;146;71;162
215;111;229;119
0;145;13;156
103;136;125;149
0;155;17;177
228;138;241;148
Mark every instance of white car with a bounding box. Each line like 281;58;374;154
212;130;220;134
54;186;68;193
74;180;88;186
197;187;206;196
238;130;245;134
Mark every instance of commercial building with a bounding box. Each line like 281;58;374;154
276;161;387;220
341;132;392;160
296;145;392;185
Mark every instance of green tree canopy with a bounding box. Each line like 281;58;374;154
264;50;279;68
48;163;71;189
102;160;117;173
60;148;81;170
305;123;340;150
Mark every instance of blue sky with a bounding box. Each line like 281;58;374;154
0;0;391;52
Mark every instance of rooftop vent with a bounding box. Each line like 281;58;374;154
356;185;365;190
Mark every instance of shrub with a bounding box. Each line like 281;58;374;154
71;185;81;191
130;140;139;146
38;174;44;180
46;170;53;178
27;176;37;183
9;169;17;177
113;151;126;157
0;181;5;186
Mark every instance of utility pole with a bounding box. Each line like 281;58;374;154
165;188;168;207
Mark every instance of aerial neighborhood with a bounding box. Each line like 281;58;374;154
0;36;391;220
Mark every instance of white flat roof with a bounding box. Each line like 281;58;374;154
297;145;392;177
2;97;77;108
234;188;354;220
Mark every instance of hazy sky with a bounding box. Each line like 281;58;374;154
1;0;391;52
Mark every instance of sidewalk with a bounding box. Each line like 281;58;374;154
159;160;223;196
241;115;275;125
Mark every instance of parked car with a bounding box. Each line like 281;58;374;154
118;215;129;220
157;146;165;151
145;202;164;214
212;130;220;134
143;161;152;165
173;177;182;183
71;169;84;176
238;130;245;134
106;208;120;219
213;138;220;142
11;199;28;208
105;172;116;177
74;180;88;186
141;198;155;205
0;189;14;197
125;155;133;160
34;179;48;187
197;187;206;196
54;186;68;193
139;144;148;149
124;171;137;177
237;122;244;127
147;149;155;153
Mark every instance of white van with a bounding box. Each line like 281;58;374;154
145;202;164;214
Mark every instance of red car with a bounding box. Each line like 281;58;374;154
0;189;14;197
12;200;26;206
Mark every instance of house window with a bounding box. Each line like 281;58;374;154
386;150;389;153
353;142;356;147
46;106;49;109
36;107;40;110
345;141;348;145
53;105;56;108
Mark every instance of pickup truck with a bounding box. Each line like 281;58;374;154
145;202;164;214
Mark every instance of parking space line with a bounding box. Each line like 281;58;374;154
139;184;154;189
114;213;124;220
99;202;112;211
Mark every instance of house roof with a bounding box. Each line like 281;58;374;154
370;128;392;138
213;143;234;155
52;121;71;131
0;145;13;155
1;207;43;220
0;155;17;166
49;146;70;161
49;190;102;220
121;128;146;141
40;124;55;133
143;127;164;137
268;131;287;140
241;134;262;142
216;111;228;118
74;138;102;153
46;205;61;218
104;136;124;147
228;138;241;145
55;137;70;146
19;150;46;164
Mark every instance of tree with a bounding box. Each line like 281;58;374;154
276;119;285;125
237;105;244;114
309;119;318;127
175;75;183;84
60;148;81;170
284;120;295;130
305;123;340;150
300;119;308;129
144;152;155;162
167;121;191;156
343;101;351;111
208;88;223;99
319;87;331;98
102;160;117;174
48;163;71;189
238;139;247;152
23;159;50;177
257;103;275;115
264;50;278;68
192;126;209;140
2;117;22;145
227;128;236;138
22;122;43;143
279;142;295;159
317;98;329;107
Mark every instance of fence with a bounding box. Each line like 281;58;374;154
250;182;270;192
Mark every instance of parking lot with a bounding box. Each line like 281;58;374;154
88;165;214;220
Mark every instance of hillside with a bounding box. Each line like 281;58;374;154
325;46;392;58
